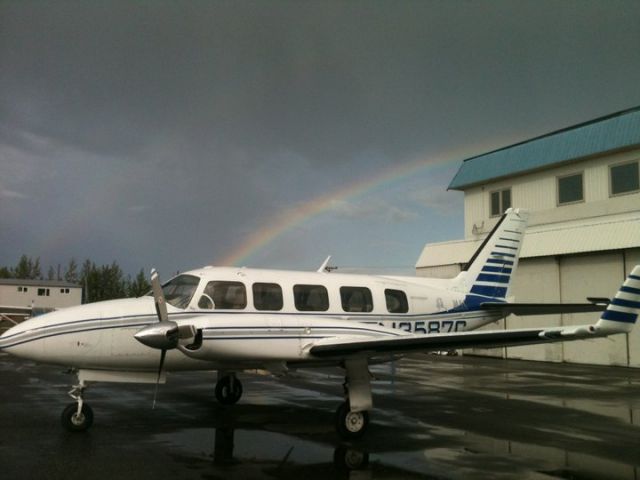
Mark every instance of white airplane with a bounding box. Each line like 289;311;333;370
1;209;639;439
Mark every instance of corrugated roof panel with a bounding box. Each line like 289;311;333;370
449;107;640;190
416;213;640;268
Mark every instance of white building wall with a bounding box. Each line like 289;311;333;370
505;257;562;363
558;252;627;366
463;148;640;238
0;284;82;310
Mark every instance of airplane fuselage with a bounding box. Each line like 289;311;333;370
0;266;502;371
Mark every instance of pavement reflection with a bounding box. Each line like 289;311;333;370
1;352;639;479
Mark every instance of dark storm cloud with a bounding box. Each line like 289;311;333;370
1;1;640;273
5;1;634;165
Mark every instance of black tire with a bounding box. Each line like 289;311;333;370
333;446;369;471
215;375;243;405
61;403;94;432
335;401;369;439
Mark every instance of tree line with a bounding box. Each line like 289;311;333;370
0;255;151;303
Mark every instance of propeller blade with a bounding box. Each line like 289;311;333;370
144;269;194;409
152;349;167;410
150;268;169;323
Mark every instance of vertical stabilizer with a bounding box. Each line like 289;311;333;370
596;266;640;334
458;208;529;300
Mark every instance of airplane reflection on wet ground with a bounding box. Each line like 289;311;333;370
1;352;639;479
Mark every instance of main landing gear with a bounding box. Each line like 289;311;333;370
215;372;243;405
334;358;372;439
61;379;93;432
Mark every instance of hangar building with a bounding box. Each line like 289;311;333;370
0;279;82;332
416;106;640;367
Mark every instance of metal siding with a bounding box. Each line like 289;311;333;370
586;162;608;201
464;187;485;238
415;240;478;268
449;108;640;190
511;173;556;212
415;264;461;279
625;248;640;368
521;214;640;258
417;212;640;269
560;253;627;366
461;151;640;238
505;257;562;362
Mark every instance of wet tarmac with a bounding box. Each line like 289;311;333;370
1;352;639;480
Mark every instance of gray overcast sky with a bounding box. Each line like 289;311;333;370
1;0;639;277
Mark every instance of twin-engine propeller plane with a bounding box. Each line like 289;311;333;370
1;209;639;438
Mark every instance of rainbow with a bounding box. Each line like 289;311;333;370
216;152;465;267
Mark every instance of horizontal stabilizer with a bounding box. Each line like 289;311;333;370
479;302;607;316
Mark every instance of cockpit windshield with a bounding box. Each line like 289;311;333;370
155;274;200;309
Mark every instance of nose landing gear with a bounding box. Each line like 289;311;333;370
61;379;93;432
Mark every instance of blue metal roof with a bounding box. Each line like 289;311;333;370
448;106;640;190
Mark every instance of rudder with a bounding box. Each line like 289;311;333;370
458;208;529;300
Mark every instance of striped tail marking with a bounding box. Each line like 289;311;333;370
596;266;640;333
469;232;523;299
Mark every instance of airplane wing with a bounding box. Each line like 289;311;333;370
479;301;607;316
309;325;592;358
310;267;640;359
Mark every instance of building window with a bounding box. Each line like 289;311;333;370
37;288;50;297
610;161;639;196
253;283;283;311
60;288;70;294
557;172;583;205
340;286;373;313
294;284;329;311
17;286;28;293
490;188;511;217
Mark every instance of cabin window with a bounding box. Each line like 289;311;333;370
157;274;200;309
610;161;639;196
201;281;247;309
253;283;283;311
293;284;329;311
385;289;408;313
490;188;511;216
557;172;583;205
340;286;373;312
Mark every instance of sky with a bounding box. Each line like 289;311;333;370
1;1;640;278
